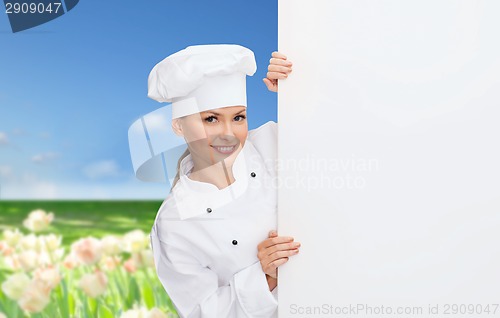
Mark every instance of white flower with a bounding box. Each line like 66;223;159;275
38;248;65;267
41;233;62;251
0;312;7;318
79;271;108;298
132;249;154;268
18;250;40;272
17;278;51;313
19;233;41;252
122;230;149;254
52;248;66;262
71;237;102;265
1;272;31;300
22;209;54;232
101;235;122;255
3;228;22;246
119;305;150;318
3;254;21;270
148;307;170;318
120;306;170;318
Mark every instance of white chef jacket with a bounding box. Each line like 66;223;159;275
150;121;279;318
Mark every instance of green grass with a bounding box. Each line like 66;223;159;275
0;200;163;245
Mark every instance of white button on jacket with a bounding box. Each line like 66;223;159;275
150;121;279;318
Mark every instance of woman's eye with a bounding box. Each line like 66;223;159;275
205;116;218;123
234;115;246;121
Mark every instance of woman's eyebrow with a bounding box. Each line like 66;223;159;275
235;109;246;114
203;111;220;116
203;109;246;116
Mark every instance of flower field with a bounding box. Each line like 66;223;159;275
0;201;179;318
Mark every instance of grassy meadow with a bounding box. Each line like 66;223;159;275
0;201;161;245
0;200;180;318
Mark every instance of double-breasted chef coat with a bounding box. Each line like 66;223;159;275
150;121;279;318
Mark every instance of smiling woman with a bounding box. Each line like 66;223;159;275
170;106;248;190
129;44;300;318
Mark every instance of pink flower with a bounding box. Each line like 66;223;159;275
17;278;51;313
71;237;102;265
101;255;122;271
0;241;13;256
123;258;137;273
79;270;108;298
33;265;62;290
62;253;80;270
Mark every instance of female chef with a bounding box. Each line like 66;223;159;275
146;44;296;318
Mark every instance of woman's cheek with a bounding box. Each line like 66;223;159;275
237;130;248;145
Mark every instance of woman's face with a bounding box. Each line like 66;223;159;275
172;105;248;169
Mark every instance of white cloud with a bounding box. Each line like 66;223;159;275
32;152;60;164
0;172;59;199
0;181;58;199
0;132;9;145
32;181;59;199
83;160;121;179
0;162;169;199
12;128;26;136
0;165;13;179
0;161;169;199
0;181;168;200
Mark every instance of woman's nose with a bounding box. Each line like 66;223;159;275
220;122;235;139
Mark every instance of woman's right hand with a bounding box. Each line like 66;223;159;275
257;230;301;279
263;51;293;92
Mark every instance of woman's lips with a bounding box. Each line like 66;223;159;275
211;145;237;154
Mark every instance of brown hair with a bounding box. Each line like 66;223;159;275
170;147;190;192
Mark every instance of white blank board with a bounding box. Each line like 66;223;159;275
277;1;500;317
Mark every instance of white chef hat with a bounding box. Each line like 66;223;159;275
147;44;257;118
128;44;257;186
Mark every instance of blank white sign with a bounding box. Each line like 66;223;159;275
277;1;500;317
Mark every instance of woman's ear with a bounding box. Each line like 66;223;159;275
172;118;184;137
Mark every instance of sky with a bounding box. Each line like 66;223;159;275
0;1;279;199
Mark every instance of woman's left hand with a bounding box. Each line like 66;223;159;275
263;51;293;92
